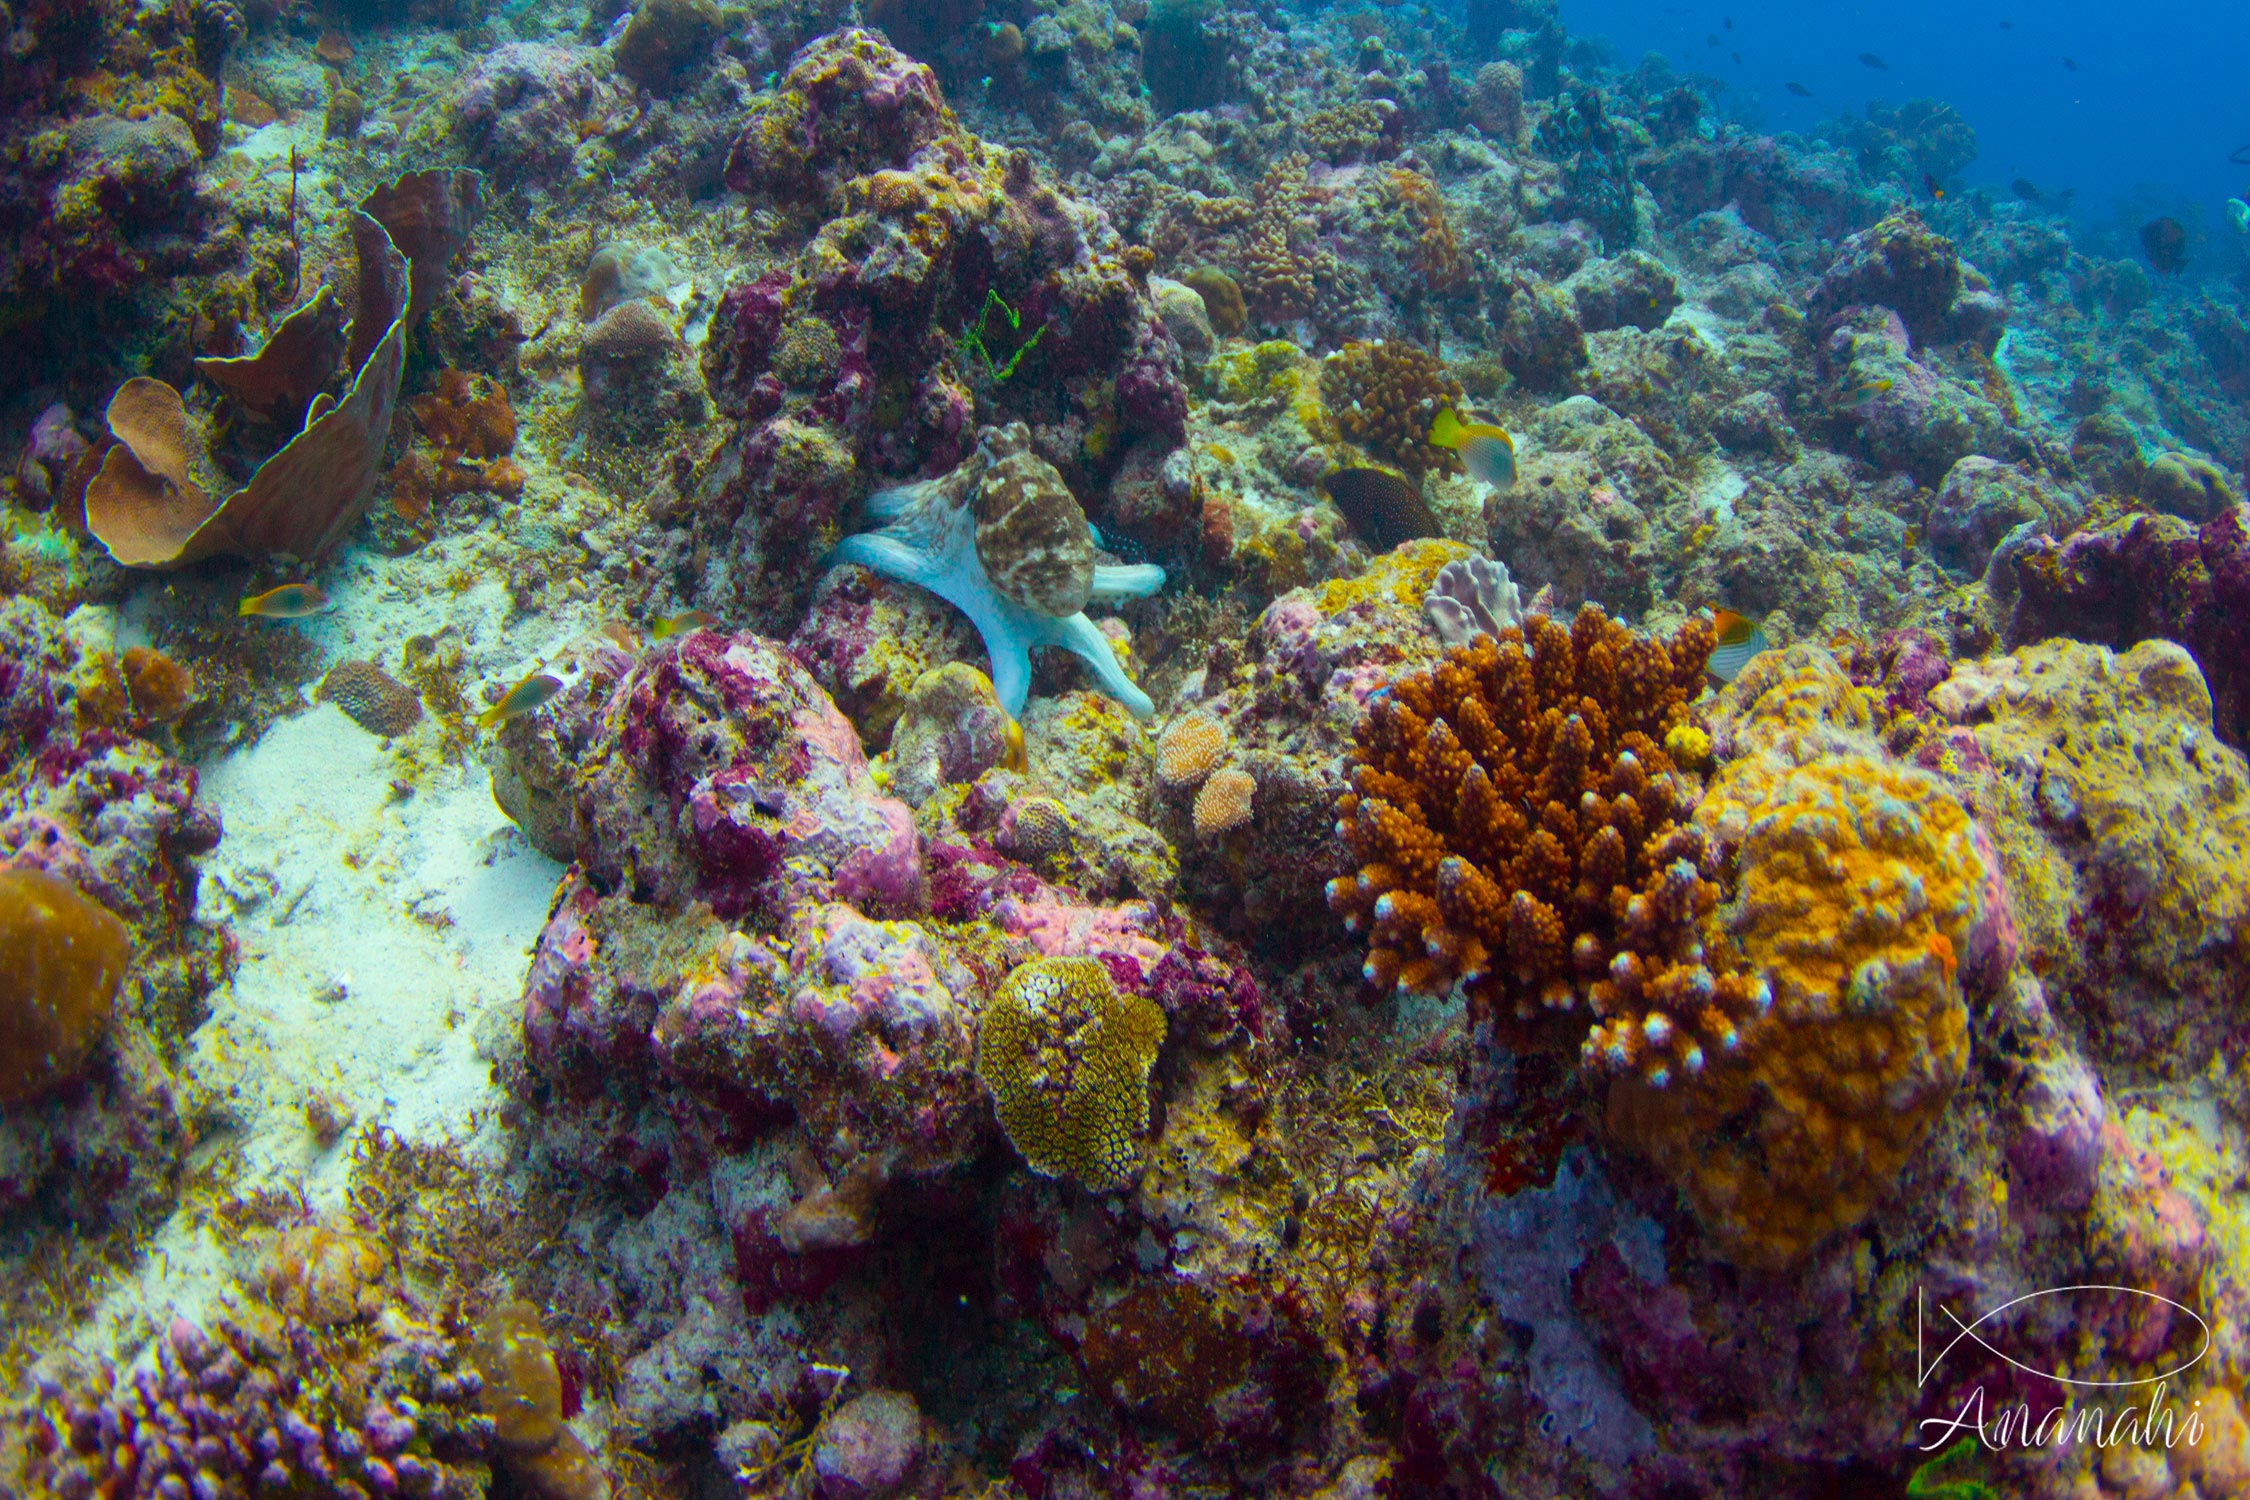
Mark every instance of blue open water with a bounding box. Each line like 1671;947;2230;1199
1551;0;2250;248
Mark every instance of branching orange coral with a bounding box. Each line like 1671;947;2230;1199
1327;606;1753;1086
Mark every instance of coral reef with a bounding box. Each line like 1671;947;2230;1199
698;30;1186;631
11;4;2250;1499
975;956;1167;1191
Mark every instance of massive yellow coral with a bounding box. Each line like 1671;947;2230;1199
1610;752;1985;1268
0;866;132;1106
976;957;1166;1190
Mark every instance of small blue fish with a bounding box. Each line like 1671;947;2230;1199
1706;609;1770;683
477;669;566;729
1428;409;1517;489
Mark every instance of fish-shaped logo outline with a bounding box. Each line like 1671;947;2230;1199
1915;1283;2211;1391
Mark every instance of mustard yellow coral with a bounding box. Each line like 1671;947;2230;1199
1611;752;1986;1268
976;957;1166;1190
0;866;132;1106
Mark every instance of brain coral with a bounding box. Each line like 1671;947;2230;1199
1327;605;1747;1084
0;866;133;1105
1611;752;1986;1268
319;660;424;737
976;956;1166;1190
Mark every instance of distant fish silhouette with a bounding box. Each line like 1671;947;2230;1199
1924;172;1946;200
2140;216;2190;275
1858;52;1889;69
1707;33;1720;46
2231;144;2250;167
1785;81;1813;97
2010;178;2043;202
1999;17;2014;26
1724;15;1733;27
2062;56;2080;71
1731;50;1743;63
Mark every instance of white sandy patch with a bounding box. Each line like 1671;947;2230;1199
187;699;560;1199
60;696;565;1364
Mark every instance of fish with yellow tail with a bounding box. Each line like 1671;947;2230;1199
1704;608;1770;683
648;609;719;640
477;660;583;729
239;582;335;619
1428;408;1517;489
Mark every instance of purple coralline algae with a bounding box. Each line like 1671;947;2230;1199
498;629;922;920
2008;501;2250;747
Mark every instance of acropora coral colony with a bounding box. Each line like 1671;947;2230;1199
3;2;2250;1499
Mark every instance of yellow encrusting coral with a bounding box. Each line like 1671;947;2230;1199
976;957;1166;1191
471;1299;613;1500
1611;752;1986;1268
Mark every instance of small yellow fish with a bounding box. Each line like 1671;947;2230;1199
476;669;566;729
1686;522;1717;551
649;609;719;640
1841;376;1894;407
1428;409;1517;489
238;583;333;619
1705;608;1770;683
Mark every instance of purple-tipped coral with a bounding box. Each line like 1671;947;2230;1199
14;1305;495;1500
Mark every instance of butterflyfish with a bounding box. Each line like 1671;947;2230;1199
1705;608;1770;683
1428;408;1517;489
